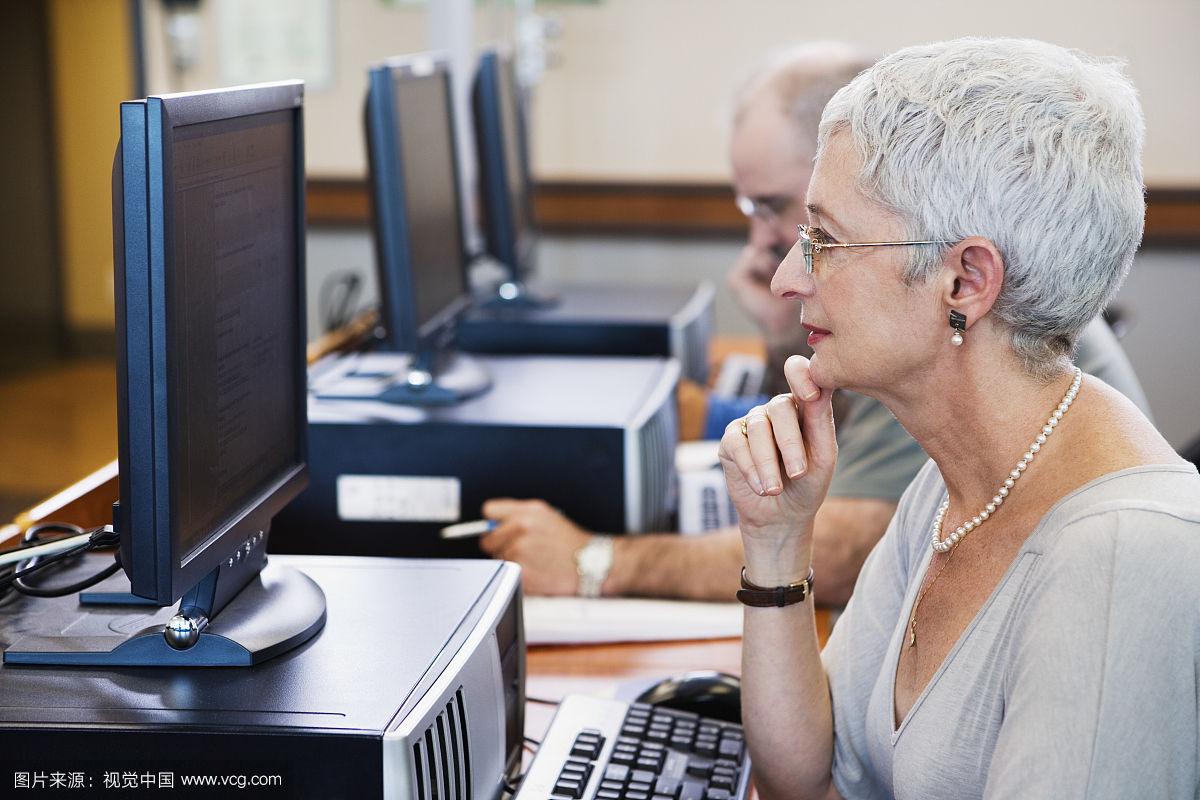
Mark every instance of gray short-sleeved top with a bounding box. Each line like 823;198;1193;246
822;461;1200;799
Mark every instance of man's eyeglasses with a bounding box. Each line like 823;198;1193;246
797;225;955;275
735;194;795;225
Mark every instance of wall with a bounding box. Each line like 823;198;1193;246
528;0;1200;185
137;0;1200;187
46;0;135;337
0;1;62;372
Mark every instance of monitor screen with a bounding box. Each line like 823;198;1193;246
360;53;491;404
169;109;301;565
113;82;312;613
472;48;544;302
365;54;473;356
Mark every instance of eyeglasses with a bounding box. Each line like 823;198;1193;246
796;225;955;275
735;194;796;225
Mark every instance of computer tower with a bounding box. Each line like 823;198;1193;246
270;354;680;559
0;555;524;800
456;282;715;385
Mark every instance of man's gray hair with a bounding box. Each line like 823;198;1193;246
732;41;878;147
818;37;1145;378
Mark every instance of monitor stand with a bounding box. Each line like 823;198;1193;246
311;348;493;407
3;560;327;667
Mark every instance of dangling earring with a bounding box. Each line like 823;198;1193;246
949;310;966;346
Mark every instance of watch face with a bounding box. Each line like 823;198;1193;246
577;537;613;576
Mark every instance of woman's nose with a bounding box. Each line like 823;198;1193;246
771;242;814;299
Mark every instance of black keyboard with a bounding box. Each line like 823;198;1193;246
514;694;751;800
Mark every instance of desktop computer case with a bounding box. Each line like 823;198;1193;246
0;556;524;800
457;282;714;385
272;355;680;559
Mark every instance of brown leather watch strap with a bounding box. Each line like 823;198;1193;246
736;566;815;607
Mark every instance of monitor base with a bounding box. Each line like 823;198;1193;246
477;279;561;310
312;349;493;407
3;561;326;667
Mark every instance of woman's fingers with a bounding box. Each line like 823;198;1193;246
765;393;807;480
723;413;767;496
784;355;837;470
721;396;805;498
745;409;784;495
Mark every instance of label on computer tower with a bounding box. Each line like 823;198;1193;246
336;474;461;522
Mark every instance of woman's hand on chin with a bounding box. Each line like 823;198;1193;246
718;355;839;550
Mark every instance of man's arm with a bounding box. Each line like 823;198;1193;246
607;496;893;605
478;495;894;606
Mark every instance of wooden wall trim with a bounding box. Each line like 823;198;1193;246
308;178;1200;245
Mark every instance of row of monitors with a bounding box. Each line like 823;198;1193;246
5;42;694;668
369;49;535;367
3;51;498;665
113;47;528;617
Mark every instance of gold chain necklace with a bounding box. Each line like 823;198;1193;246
907;544;956;647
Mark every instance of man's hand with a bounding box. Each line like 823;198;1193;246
726;244;805;343
477;498;593;596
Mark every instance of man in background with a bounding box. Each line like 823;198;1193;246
479;41;1150;606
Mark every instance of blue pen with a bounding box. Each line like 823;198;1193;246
439;519;498;539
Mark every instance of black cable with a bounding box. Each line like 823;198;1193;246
0;523;86;602
11;550;122;597
0;524;122;598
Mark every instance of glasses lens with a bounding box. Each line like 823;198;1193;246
798;226;814;274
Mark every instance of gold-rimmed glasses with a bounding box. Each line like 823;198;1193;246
797;224;955;275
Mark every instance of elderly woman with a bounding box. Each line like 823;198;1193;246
721;38;1200;799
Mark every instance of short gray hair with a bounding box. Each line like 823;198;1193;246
818;38;1145;378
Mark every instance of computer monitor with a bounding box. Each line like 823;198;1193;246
363;53;491;404
4;80;325;667
457;48;715;384
471;47;556;308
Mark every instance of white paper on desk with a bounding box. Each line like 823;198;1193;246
523;596;743;645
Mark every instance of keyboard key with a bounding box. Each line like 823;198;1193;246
572;731;605;759
717;738;743;760
603;764;629;784
710;773;734;790
630;769;657;785
553;777;584;798
655;776;681;796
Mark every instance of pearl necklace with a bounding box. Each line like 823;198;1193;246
930;367;1083;554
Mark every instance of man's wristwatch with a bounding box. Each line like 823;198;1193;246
574;535;614;598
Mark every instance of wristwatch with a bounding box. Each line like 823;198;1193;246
574;535;614;598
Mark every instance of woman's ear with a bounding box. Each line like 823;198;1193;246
943;237;1003;327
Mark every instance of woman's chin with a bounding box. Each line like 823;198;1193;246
807;357;839;391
